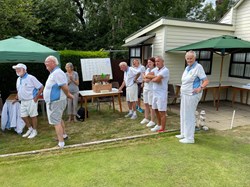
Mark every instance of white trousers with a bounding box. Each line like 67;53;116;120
180;93;202;140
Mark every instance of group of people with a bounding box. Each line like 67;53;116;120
12;50;208;147
119;51;209;143
12;56;79;148
118;56;169;133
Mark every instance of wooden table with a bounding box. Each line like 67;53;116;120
79;88;123;119
231;84;250;106
174;82;250;107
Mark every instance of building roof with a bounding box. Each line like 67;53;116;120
124;17;233;43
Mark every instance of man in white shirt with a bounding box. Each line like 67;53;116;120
176;51;209;144
13;63;44;139
118;62;140;119
44;56;74;148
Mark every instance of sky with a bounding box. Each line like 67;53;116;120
204;0;216;6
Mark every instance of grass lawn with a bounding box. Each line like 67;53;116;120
0;125;249;187
0;103;180;154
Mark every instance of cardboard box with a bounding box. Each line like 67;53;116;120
92;74;110;84
92;74;111;93
92;83;112;93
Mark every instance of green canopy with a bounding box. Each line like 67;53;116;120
0;35;60;63
168;35;250;53
169;35;250;110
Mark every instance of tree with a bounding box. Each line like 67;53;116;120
198;0;238;22
0;0;40;39
32;0;85;50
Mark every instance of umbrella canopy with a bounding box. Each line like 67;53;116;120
169;35;250;54
0;35;60;63
169;35;250;110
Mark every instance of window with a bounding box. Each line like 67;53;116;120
229;52;250;79
194;51;213;75
129;47;141;65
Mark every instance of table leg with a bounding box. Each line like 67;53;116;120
232;88;237;106
112;96;115;112
202;89;208;102
81;96;83;107
84;97;88;119
118;93;122;112
240;90;243;103
246;91;249;104
213;88;217;107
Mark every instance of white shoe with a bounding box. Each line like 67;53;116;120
146;121;155;127
179;138;194;144
28;130;37;139
151;125;161;132
130;114;137;119
140;118;149;124
22;129;33;138
175;134;184;139
125;113;133;118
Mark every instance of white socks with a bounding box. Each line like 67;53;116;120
58;141;65;148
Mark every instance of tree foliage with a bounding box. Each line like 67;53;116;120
199;0;238;22
0;0;40;39
0;0;235;51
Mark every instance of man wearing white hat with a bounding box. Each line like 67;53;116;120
13;63;44;139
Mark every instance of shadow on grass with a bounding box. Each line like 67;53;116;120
0;105;180;155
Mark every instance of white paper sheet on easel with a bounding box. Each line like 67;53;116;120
80;58;113;81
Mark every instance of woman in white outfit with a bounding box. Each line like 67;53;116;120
140;57;156;127
176;51;209;144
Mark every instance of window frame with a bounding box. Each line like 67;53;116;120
129;47;142;65
194;50;213;75
229;52;250;79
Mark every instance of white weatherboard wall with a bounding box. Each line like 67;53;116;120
219;8;234;24
234;0;250;41
146;27;165;57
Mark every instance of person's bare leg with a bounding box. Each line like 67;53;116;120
30;116;37;130
155;109;161;126
137;99;141;108
159;111;166;130
144;103;149;119
132;101;137;111
150;106;155;122
127;101;132;111
22;117;31;128
61;120;66;135
54;123;64;142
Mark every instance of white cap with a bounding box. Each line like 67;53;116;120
200;110;206;115
12;63;27;70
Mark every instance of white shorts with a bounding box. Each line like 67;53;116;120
152;92;167;111
20;100;38;118
126;83;138;102
143;89;153;105
46;100;67;125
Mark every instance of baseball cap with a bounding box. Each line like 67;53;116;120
12;63;27;70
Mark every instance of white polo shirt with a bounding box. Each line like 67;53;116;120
152;66;169;92
43;67;67;103
16;73;43;101
144;67;157;91
134;65;145;83
124;67;139;87
181;62;207;95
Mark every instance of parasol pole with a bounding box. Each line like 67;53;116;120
216;53;225;111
